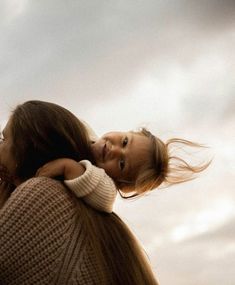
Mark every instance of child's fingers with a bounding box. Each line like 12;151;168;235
36;164;54;177
36;160;64;178
36;166;51;177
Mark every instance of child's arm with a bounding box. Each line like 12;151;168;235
36;159;117;213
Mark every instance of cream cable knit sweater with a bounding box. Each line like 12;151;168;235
0;177;110;284
71;121;117;213
65;160;117;213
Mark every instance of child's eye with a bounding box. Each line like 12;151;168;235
119;159;125;171
122;136;128;147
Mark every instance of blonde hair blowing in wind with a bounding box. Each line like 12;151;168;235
119;128;211;198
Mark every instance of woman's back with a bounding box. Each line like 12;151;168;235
0;177;106;284
0;177;158;285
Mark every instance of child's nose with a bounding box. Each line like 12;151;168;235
110;145;121;159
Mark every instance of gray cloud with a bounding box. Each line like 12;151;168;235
188;217;235;243
148;216;235;284
1;0;235;122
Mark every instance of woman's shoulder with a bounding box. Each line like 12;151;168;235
19;176;64;189
9;177;77;214
15;176;68;195
0;178;96;284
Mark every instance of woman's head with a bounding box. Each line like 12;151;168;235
0;100;93;185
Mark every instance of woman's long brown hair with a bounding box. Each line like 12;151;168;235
10;100;94;181
75;198;159;285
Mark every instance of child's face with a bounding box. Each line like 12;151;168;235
91;131;152;183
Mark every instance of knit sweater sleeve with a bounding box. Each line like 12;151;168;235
64;160;117;213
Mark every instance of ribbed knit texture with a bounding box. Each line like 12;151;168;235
64;160;117;213
0;177;107;285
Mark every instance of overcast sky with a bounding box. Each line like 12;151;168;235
0;1;235;284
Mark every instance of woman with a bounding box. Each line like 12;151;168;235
0;101;159;285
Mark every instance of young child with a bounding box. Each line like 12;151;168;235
36;127;211;213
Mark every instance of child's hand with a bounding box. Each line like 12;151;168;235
36;158;85;180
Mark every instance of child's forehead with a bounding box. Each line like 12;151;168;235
122;133;153;180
